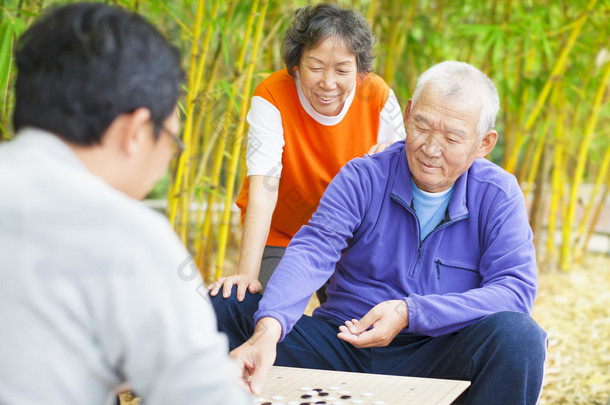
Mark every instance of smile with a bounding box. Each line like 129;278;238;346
317;94;337;102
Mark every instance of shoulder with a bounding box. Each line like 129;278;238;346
343;141;404;178
254;69;296;100
361;72;390;88
354;72;391;110
467;158;522;200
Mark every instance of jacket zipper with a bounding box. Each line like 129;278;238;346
390;193;469;277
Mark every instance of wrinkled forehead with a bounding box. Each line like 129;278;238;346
413;85;481;129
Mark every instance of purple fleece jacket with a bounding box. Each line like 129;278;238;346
254;141;537;340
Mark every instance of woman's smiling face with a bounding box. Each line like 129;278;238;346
297;36;357;117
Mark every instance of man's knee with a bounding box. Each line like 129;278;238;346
209;285;260;320
480;311;547;365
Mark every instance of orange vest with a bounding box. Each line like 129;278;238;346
236;69;390;247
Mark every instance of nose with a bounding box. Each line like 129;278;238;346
320;70;337;90
421;133;442;157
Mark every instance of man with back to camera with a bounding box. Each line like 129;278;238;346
0;3;250;404
212;61;548;404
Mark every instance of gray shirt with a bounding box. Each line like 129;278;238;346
0;128;250;405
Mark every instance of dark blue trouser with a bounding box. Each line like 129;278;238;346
212;287;547;405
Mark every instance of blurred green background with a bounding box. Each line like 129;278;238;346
1;0;609;275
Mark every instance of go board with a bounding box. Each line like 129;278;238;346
257;366;470;405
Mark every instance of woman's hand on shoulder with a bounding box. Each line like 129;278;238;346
367;142;389;155
207;274;262;301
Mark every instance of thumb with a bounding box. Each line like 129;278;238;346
249;361;271;395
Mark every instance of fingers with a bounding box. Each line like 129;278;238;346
367;143;388;155
208;277;226;296
222;277;236;298
337;327;379;348
248;280;263;294
235;278;262;301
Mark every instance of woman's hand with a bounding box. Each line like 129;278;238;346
207;274;262;301
367;142;389;155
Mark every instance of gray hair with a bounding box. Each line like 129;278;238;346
411;61;500;140
282;3;375;77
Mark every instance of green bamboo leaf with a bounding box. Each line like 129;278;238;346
0;20;15;106
218;80;239;111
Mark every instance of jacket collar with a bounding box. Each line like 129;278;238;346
390;142;469;221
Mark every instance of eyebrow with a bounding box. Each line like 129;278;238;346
305;55;355;66
413;114;466;137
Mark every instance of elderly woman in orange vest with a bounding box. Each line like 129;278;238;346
209;3;405;302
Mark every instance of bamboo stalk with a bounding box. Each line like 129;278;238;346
365;0;378;25
575;145;610;260
546;85;566;258
505;0;598;174
523;113;551;201
167;0;206;231
561;60;610;270
197;0;259;279
580;170;610;257
214;0;269;280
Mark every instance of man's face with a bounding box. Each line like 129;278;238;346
404;85;493;193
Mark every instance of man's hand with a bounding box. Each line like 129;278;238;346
337;299;408;348
207;275;262;301
230;317;282;395
367;142;389;155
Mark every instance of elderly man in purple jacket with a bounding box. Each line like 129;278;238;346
212;61;547;404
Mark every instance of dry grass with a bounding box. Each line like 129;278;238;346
533;254;610;405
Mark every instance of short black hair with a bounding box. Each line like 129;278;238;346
13;2;184;145
282;3;375;77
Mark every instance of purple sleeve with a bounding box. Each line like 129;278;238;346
253;159;372;341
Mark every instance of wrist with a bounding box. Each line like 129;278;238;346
252;317;282;345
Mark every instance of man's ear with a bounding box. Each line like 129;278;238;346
403;99;413;123
108;108;152;156
476;130;498;158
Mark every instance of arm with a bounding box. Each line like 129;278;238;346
367;90;406;155
209;176;279;300
209;96;284;300
377;90;406;144
254;159;373;341
113;232;251;405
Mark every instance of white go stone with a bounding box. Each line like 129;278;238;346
300;386;312;391
360;392;373;397
271;395;284;400
372;401;385;405
288;401;300;405
338;390;350;395
350;400;364;404
328;386;341;391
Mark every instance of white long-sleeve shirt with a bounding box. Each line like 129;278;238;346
0;128;251;405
